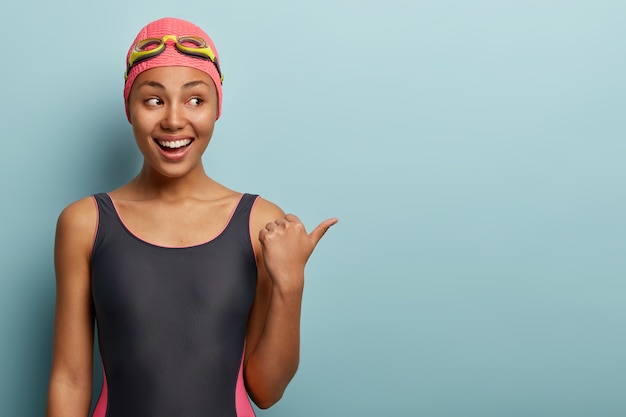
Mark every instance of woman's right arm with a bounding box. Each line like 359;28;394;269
47;197;98;417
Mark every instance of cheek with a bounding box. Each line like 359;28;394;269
201;123;216;140
131;118;152;139
129;107;158;136
194;114;217;137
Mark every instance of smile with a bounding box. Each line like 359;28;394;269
156;139;193;149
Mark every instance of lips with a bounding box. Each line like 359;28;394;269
153;137;194;160
156;138;193;150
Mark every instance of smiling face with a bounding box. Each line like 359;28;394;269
127;66;219;179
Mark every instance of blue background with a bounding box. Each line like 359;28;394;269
1;1;625;416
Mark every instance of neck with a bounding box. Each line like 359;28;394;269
130;162;218;201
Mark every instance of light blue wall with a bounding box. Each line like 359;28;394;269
1;1;625;416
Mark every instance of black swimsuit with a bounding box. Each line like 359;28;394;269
90;193;258;417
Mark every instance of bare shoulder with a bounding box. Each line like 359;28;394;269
56;196;98;256
250;197;285;232
57;196;97;230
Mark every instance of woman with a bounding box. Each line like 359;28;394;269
47;17;337;417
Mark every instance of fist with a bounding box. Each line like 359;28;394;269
259;214;337;288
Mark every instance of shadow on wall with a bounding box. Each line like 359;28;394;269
75;104;143;195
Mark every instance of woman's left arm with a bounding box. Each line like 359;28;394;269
244;198;337;409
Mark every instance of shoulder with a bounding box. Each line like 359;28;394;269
250;197;285;231
55;196;99;255
57;196;98;230
249;196;286;246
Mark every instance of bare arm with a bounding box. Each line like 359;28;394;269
47;198;98;417
244;198;337;408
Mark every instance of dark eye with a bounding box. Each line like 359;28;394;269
188;97;203;106
146;98;162;106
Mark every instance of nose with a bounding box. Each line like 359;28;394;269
160;103;186;131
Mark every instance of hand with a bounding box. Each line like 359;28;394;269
259;214;338;290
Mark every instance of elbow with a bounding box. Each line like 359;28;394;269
245;368;293;410
244;357;298;409
249;388;285;410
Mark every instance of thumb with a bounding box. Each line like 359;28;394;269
309;218;339;245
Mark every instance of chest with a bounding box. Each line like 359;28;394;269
113;199;235;247
90;193;258;327
92;243;257;325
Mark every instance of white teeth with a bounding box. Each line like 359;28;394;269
157;139;192;149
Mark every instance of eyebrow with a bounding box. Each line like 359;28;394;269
138;80;165;89
182;80;211;89
137;80;211;90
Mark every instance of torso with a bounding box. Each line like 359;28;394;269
90;192;259;417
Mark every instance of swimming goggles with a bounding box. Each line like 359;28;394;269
125;35;223;82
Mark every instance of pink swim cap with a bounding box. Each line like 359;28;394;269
123;17;223;120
